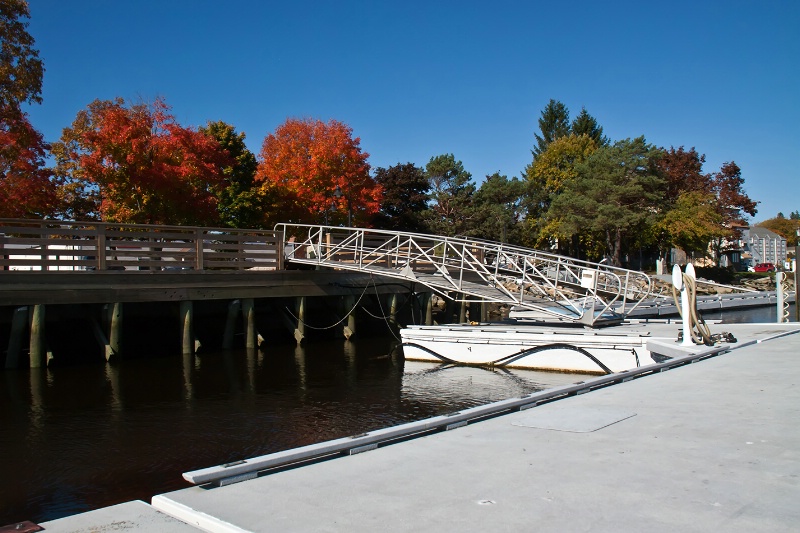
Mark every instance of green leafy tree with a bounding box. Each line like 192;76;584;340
470;173;525;244
371;162;429;232
531;99;570;160
524;134;598;250
651;146;714;262
790;211;799;221
652;191;724;256
200;121;267;228
570;107;608;147
544;137;665;265
423;154;475;237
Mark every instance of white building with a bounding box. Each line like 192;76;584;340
741;226;787;267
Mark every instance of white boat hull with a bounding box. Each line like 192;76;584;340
399;324;673;374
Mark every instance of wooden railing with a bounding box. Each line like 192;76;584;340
0;219;282;272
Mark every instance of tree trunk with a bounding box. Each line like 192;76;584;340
612;229;623;266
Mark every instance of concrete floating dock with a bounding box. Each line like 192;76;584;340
40;322;800;532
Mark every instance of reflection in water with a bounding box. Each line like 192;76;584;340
6;301;791;526
704;303;796;324
0;336;590;525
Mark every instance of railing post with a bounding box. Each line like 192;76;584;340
40;220;50;271
0;233;6;271
96;224;107;270
358;229;364;269
277;229;285;271
325;231;332;261
195;229;204;271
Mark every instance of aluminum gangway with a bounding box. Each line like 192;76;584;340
275;224;653;326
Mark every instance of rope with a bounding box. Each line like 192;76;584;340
370;281;402;342
671;273;712;345
283;279;373;331
778;272;791;323
281;275;410;341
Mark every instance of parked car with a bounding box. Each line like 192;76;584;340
752;262;777;273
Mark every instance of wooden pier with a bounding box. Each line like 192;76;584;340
0;219;430;368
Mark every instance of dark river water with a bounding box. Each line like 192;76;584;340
1;304;795;525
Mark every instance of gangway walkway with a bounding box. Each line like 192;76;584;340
276;224;653;326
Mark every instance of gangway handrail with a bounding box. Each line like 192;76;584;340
276;224;653;326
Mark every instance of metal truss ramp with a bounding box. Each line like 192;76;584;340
275;224;652;326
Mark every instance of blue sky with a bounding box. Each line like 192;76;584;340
25;0;799;222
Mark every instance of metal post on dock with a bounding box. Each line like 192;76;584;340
795;255;799;322
776;272;792;323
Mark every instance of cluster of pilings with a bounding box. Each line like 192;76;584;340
1;287;443;369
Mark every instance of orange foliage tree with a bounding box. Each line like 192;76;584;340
255;118;380;226
0;105;57;217
51;97;230;225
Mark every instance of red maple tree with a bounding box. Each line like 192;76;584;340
255;118;381;225
0;105;57;218
53;97;230;225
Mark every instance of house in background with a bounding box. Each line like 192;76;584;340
706;225;788;271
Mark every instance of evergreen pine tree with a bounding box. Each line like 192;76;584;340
571;107;608;147
532;99;571;160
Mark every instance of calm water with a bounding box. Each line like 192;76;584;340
1;336;584;524
1;305;795;525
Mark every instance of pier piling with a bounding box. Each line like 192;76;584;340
5;306;27;369
242;298;257;349
343;296;356;340
222;300;241;350
423;293;433;326
29;304;46;368
106;302;122;361
179;301;195;355
294;297;306;345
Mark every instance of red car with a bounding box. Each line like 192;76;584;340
753;263;776;272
